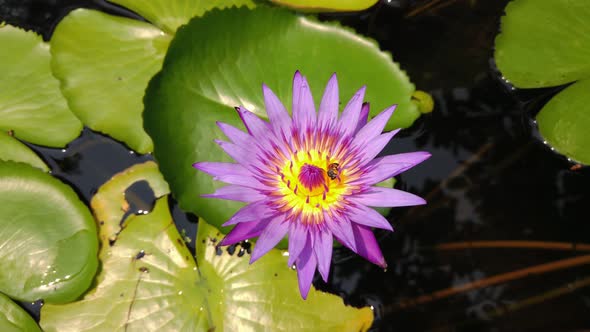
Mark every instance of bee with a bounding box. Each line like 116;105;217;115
327;163;340;180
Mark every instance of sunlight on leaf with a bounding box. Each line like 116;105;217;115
0;161;97;303
0;292;41;332
0;25;81;147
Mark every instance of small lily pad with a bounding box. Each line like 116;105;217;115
0;161;98;303
144;6;418;230
0;292;41;332
495;0;590;88
0;25;82;147
269;0;378;12
536;79;590;164
196;220;374;331
0;132;48;171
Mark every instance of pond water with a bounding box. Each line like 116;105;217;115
2;0;590;331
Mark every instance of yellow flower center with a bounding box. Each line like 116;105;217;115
276;149;352;223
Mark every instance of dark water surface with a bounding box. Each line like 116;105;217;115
2;0;590;331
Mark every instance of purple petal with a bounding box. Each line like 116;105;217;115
235;106;271;140
193;162;248;177
361;152;431;185
324;211;356;252
250;217;289;263
223;200;275;226
292;71;316;132
318;73;339;130
338;86;366;137
288;222;309;267
193;161;269;190
357;129;400;165
351;223;387;268
351;187;426;207
353;105;396;149
263;84;292;137
313;226;333;282
215;140;262;170
219;219;269;246
354;102;370;134
296;244;317;300
347;204;393;231
217;122;252;148
202;185;265;203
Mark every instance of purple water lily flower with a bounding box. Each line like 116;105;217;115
194;71;430;299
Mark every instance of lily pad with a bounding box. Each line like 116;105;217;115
0;292;41;332
495;0;590;88
0;161;97;303
144;6;418;230
196;220;374;331
536;79;590;164
0;25;82;147
269;0;378;12
50;10;171;153
41;163;373;331
0;132;48;171
50;1;255;153
494;0;590;164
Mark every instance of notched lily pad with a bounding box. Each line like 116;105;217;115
0;161;97;303
144;6;418;230
495;0;590;88
0;131;48;171
90;161;169;249
0;25;82;147
196;220;374;331
0;292;41;332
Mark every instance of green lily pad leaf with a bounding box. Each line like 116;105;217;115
90;161;169;248
0;161;97;303
536;79;590;165
40;197;209;332
197;220;374;331
0;132;48;171
109;0;256;34
144;6;418;230
0;25;82;147
50;9;171;153
269;0;378;12
0;292;41;332
494;0;590;88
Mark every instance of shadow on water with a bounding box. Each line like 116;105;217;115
3;0;590;330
